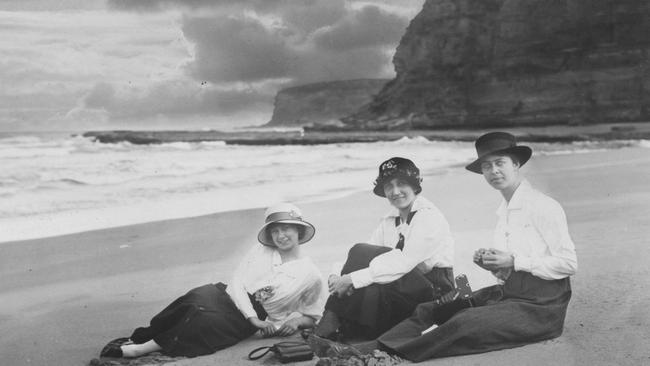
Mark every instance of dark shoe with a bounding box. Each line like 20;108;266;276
99;345;123;358
350;340;380;355
306;334;363;358
314;310;341;340
99;337;131;358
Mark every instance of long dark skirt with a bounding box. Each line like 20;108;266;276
130;282;267;357
377;271;572;362
325;243;454;340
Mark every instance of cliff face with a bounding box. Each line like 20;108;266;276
344;0;650;129
266;79;388;127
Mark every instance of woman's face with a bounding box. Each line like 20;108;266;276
480;154;520;191
382;177;417;210
269;223;300;251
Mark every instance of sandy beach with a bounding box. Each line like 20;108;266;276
1;145;649;366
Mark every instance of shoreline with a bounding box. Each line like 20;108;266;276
1;137;647;245
81;121;650;145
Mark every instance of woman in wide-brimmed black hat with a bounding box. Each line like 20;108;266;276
374;132;578;362
313;157;456;342
98;203;327;360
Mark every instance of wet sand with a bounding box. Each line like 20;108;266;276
1;146;648;365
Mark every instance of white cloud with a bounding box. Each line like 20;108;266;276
0;1;425;130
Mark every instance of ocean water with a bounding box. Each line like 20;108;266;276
0;132;646;243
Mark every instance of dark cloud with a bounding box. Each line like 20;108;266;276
182;15;291;83
181;3;409;85
101;0;415;120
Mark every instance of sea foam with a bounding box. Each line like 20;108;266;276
0;133;646;243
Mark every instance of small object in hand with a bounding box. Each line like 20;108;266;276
455;274;473;301
476;248;497;265
476;248;487;265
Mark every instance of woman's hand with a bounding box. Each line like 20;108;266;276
473;248;492;271
480;248;514;270
248;317;276;337
328;274;340;288
329;274;354;298
275;317;302;337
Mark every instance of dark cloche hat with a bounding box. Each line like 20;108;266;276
465;132;532;174
373;157;422;197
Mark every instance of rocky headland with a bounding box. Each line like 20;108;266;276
84;0;650;144
266;79;388;127
339;0;650;130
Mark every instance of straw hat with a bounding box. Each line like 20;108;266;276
465;132;532;174
257;203;315;246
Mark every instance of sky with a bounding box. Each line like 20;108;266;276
0;0;425;131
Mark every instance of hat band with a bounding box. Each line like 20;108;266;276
265;211;302;223
477;140;516;157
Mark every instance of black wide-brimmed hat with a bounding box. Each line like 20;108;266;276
257;203;315;247
373;157;422;197
465;132;532;174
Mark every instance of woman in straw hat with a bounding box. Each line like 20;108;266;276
364;132;578;362
99;203;327;359
313;157;455;342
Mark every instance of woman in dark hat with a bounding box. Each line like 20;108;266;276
99;203;327;359
314;157;455;342
368;132;578;362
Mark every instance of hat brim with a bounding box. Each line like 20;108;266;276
257;220;316;247
465;146;532;174
373;174;422;197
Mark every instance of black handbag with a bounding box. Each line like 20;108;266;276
248;341;314;363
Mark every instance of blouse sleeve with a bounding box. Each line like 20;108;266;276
513;200;578;280
228;245;261;319
349;209;451;288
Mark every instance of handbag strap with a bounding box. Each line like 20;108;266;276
248;345;274;360
249;341;311;360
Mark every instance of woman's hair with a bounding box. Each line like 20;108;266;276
503;153;521;166
266;223;306;240
484;153;520;167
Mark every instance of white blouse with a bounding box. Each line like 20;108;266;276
226;244;327;329
493;180;578;280
332;195;455;289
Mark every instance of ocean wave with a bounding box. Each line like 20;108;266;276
42;178;89;188
632;139;650;148
2;132;639;242
198;141;227;148
534;139;650;155
390;136;432;144
0;135;44;144
0;146;72;158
